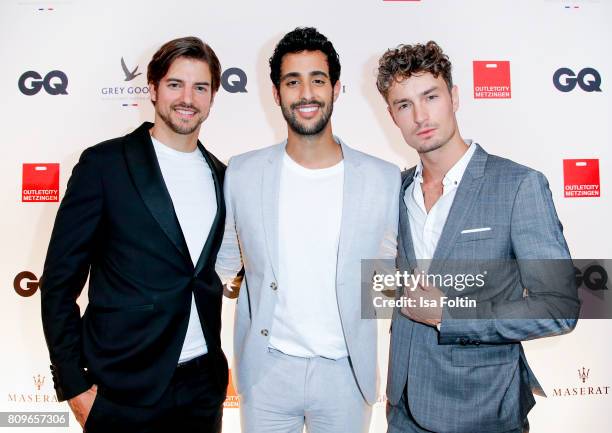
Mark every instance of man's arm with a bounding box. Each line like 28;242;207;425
40;147;103;400
438;170;581;344
214;158;243;290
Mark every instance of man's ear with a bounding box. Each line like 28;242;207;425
451;85;459;113
333;80;341;102
272;84;281;106
149;83;157;104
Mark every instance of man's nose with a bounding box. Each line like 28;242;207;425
413;102;428;125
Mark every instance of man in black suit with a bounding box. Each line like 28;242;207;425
40;36;228;432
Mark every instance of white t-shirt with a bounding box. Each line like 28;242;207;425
268;152;347;359
152;136;217;363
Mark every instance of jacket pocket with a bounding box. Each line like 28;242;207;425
451;345;514;367
456;227;494;242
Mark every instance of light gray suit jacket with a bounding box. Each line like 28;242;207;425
387;144;580;433
216;137;400;405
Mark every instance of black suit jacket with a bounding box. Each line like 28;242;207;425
40;122;228;406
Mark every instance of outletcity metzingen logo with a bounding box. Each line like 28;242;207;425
473;61;511;99
22;163;59;202
563;159;600;198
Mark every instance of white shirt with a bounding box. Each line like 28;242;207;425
405;141;477;263
152;136;217;363
269;152;347;359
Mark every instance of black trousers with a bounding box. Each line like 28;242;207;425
84;354;225;433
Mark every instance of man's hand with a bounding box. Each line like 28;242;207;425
400;269;443;328
67;384;97;427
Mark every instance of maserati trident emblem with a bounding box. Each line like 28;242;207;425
33;374;45;391
578;367;590;383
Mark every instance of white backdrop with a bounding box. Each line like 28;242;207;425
1;0;611;432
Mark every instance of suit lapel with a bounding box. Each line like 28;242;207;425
124;122;191;266
193;142;225;276
336;139;364;282
261;143;285;280
399;168;418;270
431;144;488;266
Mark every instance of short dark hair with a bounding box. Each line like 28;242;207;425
147;36;221;94
269;27;341;89
376;41;453;100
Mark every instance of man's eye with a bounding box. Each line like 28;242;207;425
313;79;325;85
168;82;180;88
427;95;438;100
196;86;208;92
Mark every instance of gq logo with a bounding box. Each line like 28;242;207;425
553;67;602;92
18;70;68;95
14;271;40;297
575;264;608;291
221;67;247;93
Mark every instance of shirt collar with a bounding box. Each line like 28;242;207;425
413;140;476;188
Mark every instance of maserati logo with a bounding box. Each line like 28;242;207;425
121;57;142;82
33;375;45;391
6;373;58;403
551;366;609;397
578;367;590;383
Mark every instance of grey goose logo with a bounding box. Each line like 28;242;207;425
99;57;148;100
121;57;142;82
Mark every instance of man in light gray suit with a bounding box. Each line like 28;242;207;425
215;27;400;433
376;41;580;433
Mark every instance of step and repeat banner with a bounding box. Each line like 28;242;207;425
1;0;610;432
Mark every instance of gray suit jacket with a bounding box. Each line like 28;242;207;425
387;144;580;433
216;137;400;405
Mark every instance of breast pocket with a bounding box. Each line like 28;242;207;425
456;226;494;242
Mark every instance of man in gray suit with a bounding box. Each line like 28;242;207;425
376;41;580;433
215;27;400;433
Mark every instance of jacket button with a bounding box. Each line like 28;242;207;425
261;329;269;336
270;282;277;290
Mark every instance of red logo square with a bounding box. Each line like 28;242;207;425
22;163;60;202
563;159;600;198
224;369;239;409
473;61;511;99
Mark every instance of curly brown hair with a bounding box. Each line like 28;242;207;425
376;41;452;100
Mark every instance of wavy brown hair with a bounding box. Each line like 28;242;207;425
147;36;221;96
376;41;452;100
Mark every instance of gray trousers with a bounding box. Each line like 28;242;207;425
240;348;372;433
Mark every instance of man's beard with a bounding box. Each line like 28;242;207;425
414;124;453;154
416;139;445;154
281;97;333;136
158;104;204;135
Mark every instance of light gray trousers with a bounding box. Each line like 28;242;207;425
240;348;372;433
